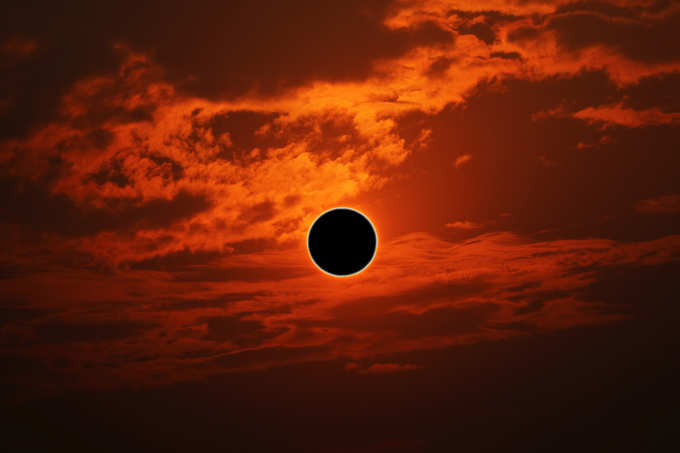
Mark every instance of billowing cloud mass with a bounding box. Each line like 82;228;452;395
2;1;679;451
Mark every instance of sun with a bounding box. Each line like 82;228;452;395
307;207;378;277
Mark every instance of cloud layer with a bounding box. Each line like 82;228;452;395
1;0;679;402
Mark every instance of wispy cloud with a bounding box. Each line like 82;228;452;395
445;220;480;229
573;104;680;127
454;154;472;168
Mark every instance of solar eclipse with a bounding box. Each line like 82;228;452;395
307;208;377;277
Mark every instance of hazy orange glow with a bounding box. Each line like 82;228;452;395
2;1;679;451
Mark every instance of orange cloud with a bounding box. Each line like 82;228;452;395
454;154;472;168
445;220;480;229
573;104;680;127
4;224;679;395
2;0;680;401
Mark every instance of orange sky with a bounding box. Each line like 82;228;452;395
2;1;680;451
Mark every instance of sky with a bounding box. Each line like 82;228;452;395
2;1;679;451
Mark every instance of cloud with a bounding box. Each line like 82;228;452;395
209;110;281;155
0;173;212;237
0;0;453;141
388;71;680;241
458;21;497;45
325;278;492;321
573;104;680;127
454;154;472;168
2;2;677;266
237;201;277;224
2;0;680;399
1;46;423;265
425;56;457;78
445;220;480;229
122;248;224;271
2;228;679;392
505;4;680;64
546;8;680;64
224;238;284;255
490;50;523;60
621;72;680;113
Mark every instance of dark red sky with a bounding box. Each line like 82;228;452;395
2;1;679;452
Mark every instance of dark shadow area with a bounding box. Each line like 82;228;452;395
5;257;679;453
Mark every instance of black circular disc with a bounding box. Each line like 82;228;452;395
307;208;377;276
